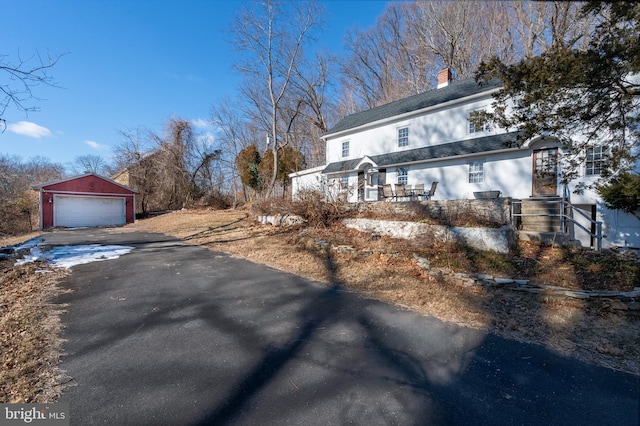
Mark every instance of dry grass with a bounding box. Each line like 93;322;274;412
0;206;638;403
0;232;40;248
0;260;69;403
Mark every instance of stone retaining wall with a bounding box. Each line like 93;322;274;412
342;218;516;254
256;215;305;226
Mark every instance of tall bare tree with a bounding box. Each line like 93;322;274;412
509;1;594;59
339;1;517;110
210;96;262;204
337;1;595;114
229;0;324;195
113;127;159;213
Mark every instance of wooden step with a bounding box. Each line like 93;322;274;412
516;197;565;233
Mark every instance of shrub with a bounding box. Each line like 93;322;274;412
597;172;640;216
0;191;39;236
190;191;234;210
288;189;353;227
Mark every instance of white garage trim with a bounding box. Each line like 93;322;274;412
53;195;126;227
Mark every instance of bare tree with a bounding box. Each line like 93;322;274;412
339;1;516;110
509;1;593;59
70;154;109;175
0;154;64;234
229;0;324;195
149;118;195;209
114;119;223;212
211;97;262;204
1;50;64;129
113;128;158;213
409;1;517;80
286;51;335;168
337;0;595;113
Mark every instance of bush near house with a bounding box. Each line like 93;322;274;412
597;172;640;217
0;191;39;236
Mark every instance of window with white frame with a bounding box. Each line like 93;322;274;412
340;175;349;190
585;146;608;176
341;140;350;158
468;108;487;134
396;167;408;185
398;127;409;147
468;160;484;183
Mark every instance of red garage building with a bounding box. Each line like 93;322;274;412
33;173;137;229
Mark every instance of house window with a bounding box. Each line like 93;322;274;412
340;176;349;190
469;161;484;183
398;127;409;147
585;146;608;176
468;108;487;134
341;141;350;158
397;167;408;185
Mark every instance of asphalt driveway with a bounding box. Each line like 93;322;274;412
45;229;639;425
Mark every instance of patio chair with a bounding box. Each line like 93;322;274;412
382;184;394;201
412;183;425;200
425;181;438;200
395;184;407;201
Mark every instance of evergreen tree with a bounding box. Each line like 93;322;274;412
475;2;640;185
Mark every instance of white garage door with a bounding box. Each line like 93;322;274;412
54;195;126;227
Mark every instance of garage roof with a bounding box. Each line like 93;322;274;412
33;173;138;193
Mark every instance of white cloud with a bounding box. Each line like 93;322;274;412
85;140;108;150
190;118;211;129
7;121;52;138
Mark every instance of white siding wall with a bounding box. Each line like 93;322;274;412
599;207;640;248
326;97;498;165
290;166;324;199
381;150;532;200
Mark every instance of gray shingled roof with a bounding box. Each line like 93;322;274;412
322;132;521;174
325;78;502;136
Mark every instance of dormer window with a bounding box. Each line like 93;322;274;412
398;127;409;148
341;140;350;158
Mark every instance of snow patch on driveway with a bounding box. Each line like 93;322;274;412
16;244;134;269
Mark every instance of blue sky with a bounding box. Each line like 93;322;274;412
1;0;388;169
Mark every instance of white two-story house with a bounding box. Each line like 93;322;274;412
290;69;640;249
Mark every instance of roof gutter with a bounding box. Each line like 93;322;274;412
322;145;522;175
376;146;521;170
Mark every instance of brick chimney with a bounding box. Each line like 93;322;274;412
437;68;452;89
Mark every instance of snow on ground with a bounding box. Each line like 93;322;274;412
16;244;134;269
12;237;43;252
